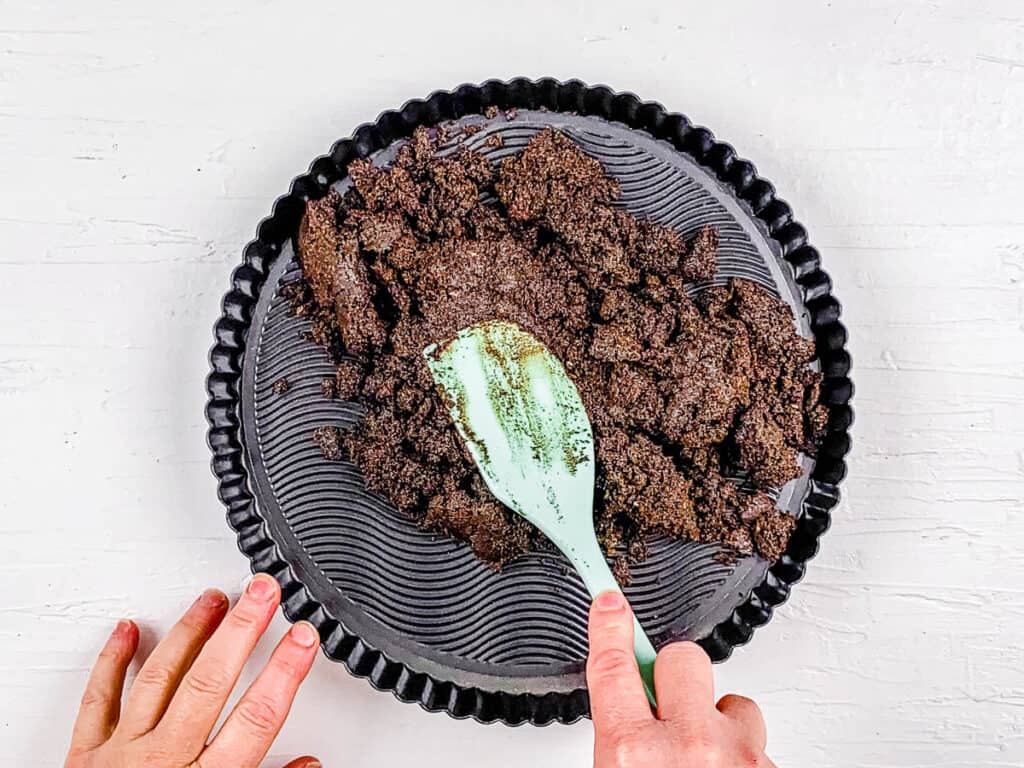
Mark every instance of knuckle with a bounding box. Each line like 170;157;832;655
78;689;108;710
235;695;282;735
270;655;303;679
605;734;655;767
135;664;176;690
587;647;636;681
178;612;209;634
183;668;231;698
226;605;262;633
97;646;122;663
96;642;130;666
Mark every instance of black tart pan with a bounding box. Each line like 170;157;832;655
206;78;853;725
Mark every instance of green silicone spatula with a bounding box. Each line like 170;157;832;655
424;319;658;706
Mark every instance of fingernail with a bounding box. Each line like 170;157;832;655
113;619;132;636
595;591;626;612
290;621;319;648
198;589;227;609
247;574;277;601
304;760;322;768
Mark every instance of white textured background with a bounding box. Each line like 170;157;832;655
2;1;1023;766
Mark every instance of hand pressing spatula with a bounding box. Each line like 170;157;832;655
424;319;658;706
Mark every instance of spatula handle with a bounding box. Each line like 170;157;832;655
575;551;658;708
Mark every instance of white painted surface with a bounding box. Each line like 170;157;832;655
2;1;1023;765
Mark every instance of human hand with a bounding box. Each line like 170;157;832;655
65;575;319;768
587;591;775;768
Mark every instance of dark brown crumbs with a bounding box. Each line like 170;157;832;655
753;508;796;562
462;123;484;137
485;133;504;149
312;425;344;461
683;225;718;282
293;126;826;575
714;549;739;566
741;492;776;522
484;105;499;119
628;536;649;563
334;359;364;400
612;556;631;585
735;404;804;488
272;377;290;395
320;377;338;399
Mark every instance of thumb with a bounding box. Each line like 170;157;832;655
586;591;655;733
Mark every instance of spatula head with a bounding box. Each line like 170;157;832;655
423;320;594;535
425;320;659;706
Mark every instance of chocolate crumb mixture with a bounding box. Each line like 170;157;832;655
293;127;826;575
272;377;290;395
312;425;344;461
320;377;338;399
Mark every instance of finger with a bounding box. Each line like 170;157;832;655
70;620;139;753
119;589;228;737
653;641;715;724
200;622;320;768
718;693;767;749
156;574;280;758
586;591;655;736
281;757;321;768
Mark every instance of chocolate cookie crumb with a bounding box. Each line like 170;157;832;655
320;377;338;399
312;425;344;461
294;127;823;569
753;508;797;562
612;556;632;585
484;105;499;119
736;404;803;488
682;225;718;282
334;359;364;400
485;133;504;149
742;492;776;522
272;377;290;395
